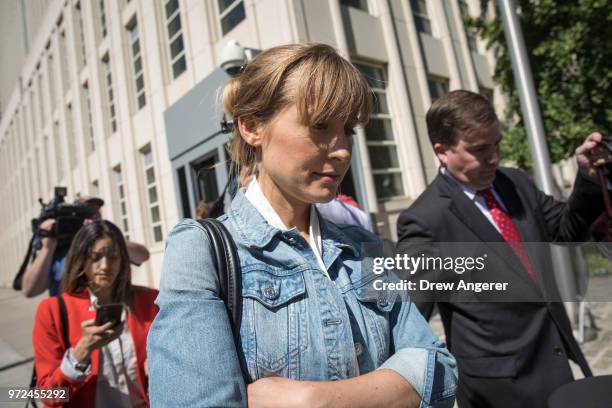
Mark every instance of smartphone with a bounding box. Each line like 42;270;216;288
94;303;124;327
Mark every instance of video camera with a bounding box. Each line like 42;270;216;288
32;186;95;247
13;187;95;291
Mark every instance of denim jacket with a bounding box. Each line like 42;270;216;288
148;191;457;407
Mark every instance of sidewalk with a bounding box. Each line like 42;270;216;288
0;288;44;406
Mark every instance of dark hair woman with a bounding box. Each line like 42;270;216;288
33;220;158;407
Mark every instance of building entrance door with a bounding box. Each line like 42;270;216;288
192;152;220;204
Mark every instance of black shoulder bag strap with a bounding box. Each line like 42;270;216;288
56;296;70;347
26;296;70;408
197;218;249;382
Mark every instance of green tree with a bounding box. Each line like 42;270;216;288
467;0;611;168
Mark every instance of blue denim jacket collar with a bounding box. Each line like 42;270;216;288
227;190;360;258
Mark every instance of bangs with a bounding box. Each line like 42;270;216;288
290;55;373;128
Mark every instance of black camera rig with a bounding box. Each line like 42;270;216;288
31;187;94;245
13;187;94;290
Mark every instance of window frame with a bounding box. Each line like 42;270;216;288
427;76;450;102
163;0;187;79
101;54;117;134
340;0;369;12
354;61;406;200
82;81;95;153
410;0;432;35
140;145;163;243
458;0;478;52
127;18;146;110
113;164;130;240
218;0;246;36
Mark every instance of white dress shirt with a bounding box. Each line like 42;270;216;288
316;198;374;232
245;178;329;277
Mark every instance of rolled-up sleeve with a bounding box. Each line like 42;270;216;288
147;219;247;407
377;298;457;408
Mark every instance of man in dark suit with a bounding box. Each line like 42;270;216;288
396;90;608;408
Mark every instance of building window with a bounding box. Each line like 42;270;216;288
37;71;46;130
113;165;130;239
191;152;220;204
59;31;70;94
355;62;405;200
53;121;63;179
218;0;245;35
24;99;33;148
340;0;368;11
66;103;78;169
458;0;478;52
99;0;108;38
102;55;117;134
410;0;432;35
82;82;95;153
91;179;99;196
428;76;449;101
128;19;146;109
29;88;37;141
75;2;87;67
141;146;163;243
479;86;494;102
48;51;58;110
164;0;187;79
43;136;51;191
177;166;191;218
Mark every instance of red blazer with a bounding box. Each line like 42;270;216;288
33;286;159;407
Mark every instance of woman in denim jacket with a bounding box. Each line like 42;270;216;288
148;43;457;407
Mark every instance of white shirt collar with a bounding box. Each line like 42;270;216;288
244;177;327;275
245;177;290;230
440;166;508;213
440;166;479;200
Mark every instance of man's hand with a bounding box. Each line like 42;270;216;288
38;219;58;248
576;132;612;178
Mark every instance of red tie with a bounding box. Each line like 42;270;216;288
478;189;537;283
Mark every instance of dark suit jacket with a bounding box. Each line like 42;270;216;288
397;167;602;408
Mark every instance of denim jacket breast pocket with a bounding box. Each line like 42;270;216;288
240;265;309;379
351;276;396;367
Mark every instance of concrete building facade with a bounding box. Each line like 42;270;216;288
0;0;501;289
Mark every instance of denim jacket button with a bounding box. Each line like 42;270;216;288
377;295;388;307
288;237;297;244
263;285;279;300
354;342;364;356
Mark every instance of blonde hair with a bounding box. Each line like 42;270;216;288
222;43;373;170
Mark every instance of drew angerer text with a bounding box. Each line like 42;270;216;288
373;279;509;293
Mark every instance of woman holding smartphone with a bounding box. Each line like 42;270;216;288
148;43;457;407
33;220;158;407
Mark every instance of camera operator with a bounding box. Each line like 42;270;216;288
21;196;150;298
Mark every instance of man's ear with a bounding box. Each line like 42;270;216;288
237;116;263;147
434;143;449;166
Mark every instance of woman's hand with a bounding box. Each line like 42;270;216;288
71;319;123;364
247;370;420;408
247;377;321;408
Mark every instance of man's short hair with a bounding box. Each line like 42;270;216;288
75;195;105;207
426;90;498;146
